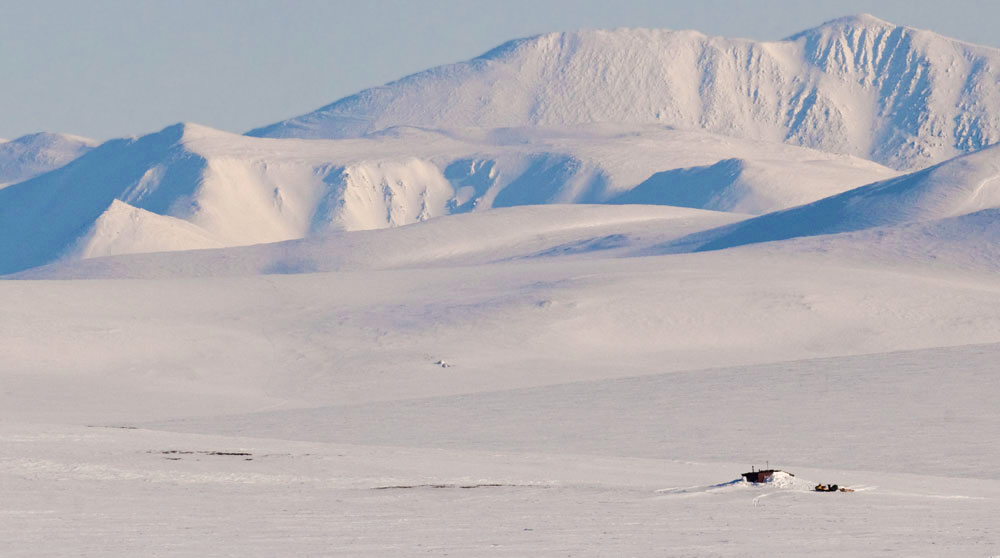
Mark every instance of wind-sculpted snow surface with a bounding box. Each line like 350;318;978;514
0;123;892;274
665;143;1000;253
250;15;1000;170
0;132;96;187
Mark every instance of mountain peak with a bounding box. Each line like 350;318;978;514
150;122;232;143
783;14;905;43
5;131;98;149
820;13;894;29
0;131;98;186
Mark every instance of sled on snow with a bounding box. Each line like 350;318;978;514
815;484;854;492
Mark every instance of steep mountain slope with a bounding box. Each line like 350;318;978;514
0;122;893;275
662;143;1000;253
249;15;1000;170
0;132;97;187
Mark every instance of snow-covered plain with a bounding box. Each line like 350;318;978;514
3;14;1000;558
3;203;1000;556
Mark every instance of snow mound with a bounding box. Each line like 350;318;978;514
666;144;1000;252
659;472;815;495
765;471;815;490
248;16;1000;170
0;132;97;187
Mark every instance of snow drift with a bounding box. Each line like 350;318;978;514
249;15;1000;171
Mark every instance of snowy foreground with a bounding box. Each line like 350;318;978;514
2;205;999;556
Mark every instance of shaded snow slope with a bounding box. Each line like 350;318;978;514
606;156;889;214
0;132;97;187
752;208;1000;275
0;122;892;274
248;15;1000;171
664;143;1000;252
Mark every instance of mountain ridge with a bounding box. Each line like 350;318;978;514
0;121;894;274
248;15;1000;170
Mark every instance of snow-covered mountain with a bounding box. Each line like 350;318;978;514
0;122;892;275
6;16;1000;556
0;132;97;187
249;15;1000;171
664;143;1000;253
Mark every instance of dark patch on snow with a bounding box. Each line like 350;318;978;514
373;483;546;490
525;234;631;258
152;450;253;458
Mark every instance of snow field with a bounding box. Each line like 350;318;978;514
3;208;1000;557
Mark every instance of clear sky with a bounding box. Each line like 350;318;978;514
2;0;997;141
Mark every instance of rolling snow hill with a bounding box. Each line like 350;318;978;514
0;122;893;275
0;132;96;187
15;205;745;279
249;15;1000;171
663;142;1000;253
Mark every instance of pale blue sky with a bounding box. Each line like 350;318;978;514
2;0;997;141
